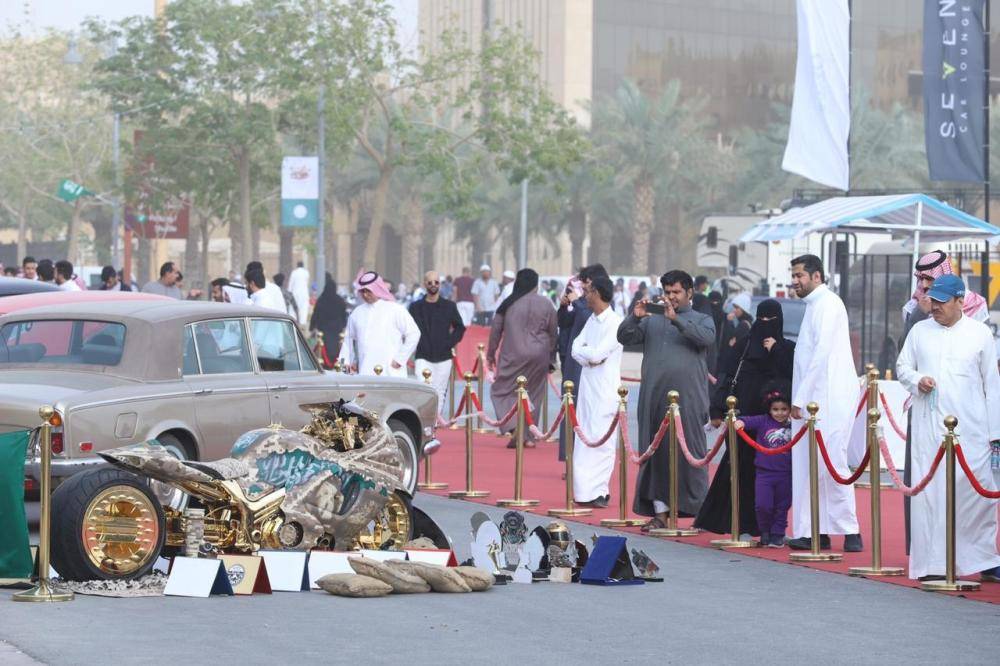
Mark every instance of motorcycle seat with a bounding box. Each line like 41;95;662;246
184;458;250;481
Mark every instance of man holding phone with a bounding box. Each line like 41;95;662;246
617;270;716;531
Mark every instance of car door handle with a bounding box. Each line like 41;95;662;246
194;388;214;395
271;385;289;391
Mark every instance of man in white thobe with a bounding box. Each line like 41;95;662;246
787;254;861;552
571;276;624;507
339;270;420;378
246;269;287;313
288;262;311;326
897;274;1000;582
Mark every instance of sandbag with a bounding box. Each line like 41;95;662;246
349;557;430;594
316;573;392;598
453;566;494;592
385;559;470;593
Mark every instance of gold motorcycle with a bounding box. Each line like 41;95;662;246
50;402;433;581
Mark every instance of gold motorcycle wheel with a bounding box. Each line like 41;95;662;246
356;492;413;551
82;486;161;577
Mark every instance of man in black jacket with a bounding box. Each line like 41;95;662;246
409;270;466;413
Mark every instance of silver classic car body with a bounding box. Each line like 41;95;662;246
0;301;438;492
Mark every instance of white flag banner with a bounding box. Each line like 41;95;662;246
782;0;851;191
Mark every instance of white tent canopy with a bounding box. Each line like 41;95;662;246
740;193;1000;243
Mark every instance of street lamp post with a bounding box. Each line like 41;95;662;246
518;107;529;268
315;5;326;282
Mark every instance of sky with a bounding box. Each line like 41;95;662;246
0;0;419;45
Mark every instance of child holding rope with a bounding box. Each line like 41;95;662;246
735;387;793;548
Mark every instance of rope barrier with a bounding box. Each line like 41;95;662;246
816;431;870;485
954;443;1000;499
451;353;464;377
314;341;335;369
855;389;867;418
468;392;519;428
878;434;944;497
524;400;566;442
735;424;808;456
671;411;726;468
567;403;621;448
879;392;908;440
435;391;470;428
624;413;669;465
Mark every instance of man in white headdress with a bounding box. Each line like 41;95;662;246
786;254;861;552
339;269;420;377
288;261;311;326
897;274;1000;582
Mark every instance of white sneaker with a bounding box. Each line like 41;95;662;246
739;533;753;542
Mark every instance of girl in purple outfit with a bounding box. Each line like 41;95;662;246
735;390;793;547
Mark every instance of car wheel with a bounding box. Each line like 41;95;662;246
51;468;165;581
150;433;192;511
387;418;418;494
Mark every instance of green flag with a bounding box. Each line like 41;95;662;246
0;430;32;579
56;178;94;203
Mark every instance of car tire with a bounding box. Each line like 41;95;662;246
151;433;192;511
51;468;165;581
387;418;418;495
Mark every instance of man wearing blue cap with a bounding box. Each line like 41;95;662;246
897;274;1000;583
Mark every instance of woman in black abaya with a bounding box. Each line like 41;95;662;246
694;299;795;538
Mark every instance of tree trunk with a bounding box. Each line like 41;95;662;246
201;215;212;297
185;207;203;290
567;200;587;271
589;218;610;268
362;168;392;268
67;198;83;266
278;193;293;275
16;188;29;263
631;178;653;275
401;196;424;286
238;145;252;271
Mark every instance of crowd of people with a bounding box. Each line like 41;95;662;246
6;246;999;583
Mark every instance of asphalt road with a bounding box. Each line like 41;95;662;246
3;493;999;665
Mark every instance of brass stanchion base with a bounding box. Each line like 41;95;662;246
549;507;593;517
417;482;448;490
920;579;981;592
12;580;73;603
449;490;490;498
497;499;540;508
601;518;645;527
648;527;700;537
448;424;461;430
848;566;904;577
475;428;494;435
709;538;759;549
789;551;843;562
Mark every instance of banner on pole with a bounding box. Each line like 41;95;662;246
56;178;94;203
0;430;32;579
281;157;319;228
782;0;851;191
923;0;986;182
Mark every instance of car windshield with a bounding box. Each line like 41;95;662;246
0;319;126;366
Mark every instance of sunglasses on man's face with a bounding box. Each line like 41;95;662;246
426;280;439;286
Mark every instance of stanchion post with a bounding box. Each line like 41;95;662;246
708;396;755;547
417;368;447;491
475;343;489;433
13;406;73;602
549;381;592;518
856;366;878;489
449;372;489;499
374;365;383;376
921;416;980;592
601;386;645;528
850;405;903;576
498;376;539;507
650;391;699;536
789;403;843;562
448;348;459;430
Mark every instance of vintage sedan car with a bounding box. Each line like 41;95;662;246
0;300;439;499
0;289;170;316
0;276;59;298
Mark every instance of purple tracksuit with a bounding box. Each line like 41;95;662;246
741;414;792;540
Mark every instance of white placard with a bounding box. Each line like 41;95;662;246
163;557;232;598
307;551;357;589
404;549;455;566
359;550;403;562
281;157;319;199
260;551;309;592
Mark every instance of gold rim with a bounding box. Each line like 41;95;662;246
82;485;160;577
357;493;412;550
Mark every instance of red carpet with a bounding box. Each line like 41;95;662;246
454;325;491;375
423;428;1000;604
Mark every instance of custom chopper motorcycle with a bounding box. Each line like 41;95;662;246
50;401;437;581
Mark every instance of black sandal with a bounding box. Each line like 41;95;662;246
640;517;666;533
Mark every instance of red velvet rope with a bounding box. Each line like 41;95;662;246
816;431;870;485
625;413;670;465
451;352;464;377
879;392;908;440
314;341;335;369
673;413;726;469
736;424;807;456
855;389;867;418
879;435;943;497
521;397;535;428
528;404;566;442
435;391;471;427
954;444;1000;499
567;403;621;448
468;391;519;428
